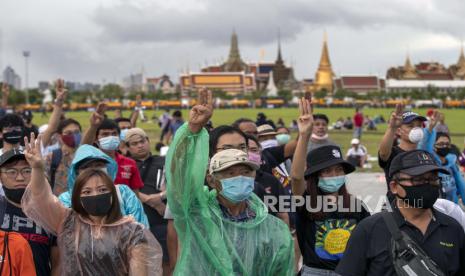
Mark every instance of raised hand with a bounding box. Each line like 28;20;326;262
429;110;440;129
90;102;107;127
24;133;44;169
54;79;67;105
297;97;313;135
389;103;404;129
189;88;213;133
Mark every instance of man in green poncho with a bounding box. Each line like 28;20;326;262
165;89;294;275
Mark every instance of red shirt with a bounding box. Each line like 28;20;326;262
353;112;364;127
114;152;144;190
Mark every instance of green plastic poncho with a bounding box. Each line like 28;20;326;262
166;123;294;276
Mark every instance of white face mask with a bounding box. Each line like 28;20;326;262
260;139;278;149
408;127;424;144
311;133;329;141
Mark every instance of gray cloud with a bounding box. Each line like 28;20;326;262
93;0;465;46
1;0;465;86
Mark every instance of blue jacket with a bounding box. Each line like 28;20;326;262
420;129;465;204
58;145;149;227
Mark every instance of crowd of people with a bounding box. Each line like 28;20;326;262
0;80;465;275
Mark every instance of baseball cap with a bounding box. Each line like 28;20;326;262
305;145;355;178
0;149;26;167
209;149;259;174
389;150;449;178
124;128;147;143
257;124;277;137
350;138;360;145
402;111;427;124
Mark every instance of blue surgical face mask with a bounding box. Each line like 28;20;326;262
318;175;346;193
219;175;255;203
98;136;120;151
120;128;129;141
276;134;290;145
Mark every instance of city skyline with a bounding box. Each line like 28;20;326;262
1;0;464;85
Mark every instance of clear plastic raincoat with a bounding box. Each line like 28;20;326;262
21;168;163;275
58;145;149;227
166;123;294;275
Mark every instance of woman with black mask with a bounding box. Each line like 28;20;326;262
421;131;465;204
21;133;162;275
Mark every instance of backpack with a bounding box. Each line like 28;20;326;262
381;211;445;276
50;148;63;190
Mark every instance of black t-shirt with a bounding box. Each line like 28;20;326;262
378;146;405;188
1;200;55;276
135;155;167;227
335;205;465;276
261;145;287;175
296;194;370;270
255;170;287;216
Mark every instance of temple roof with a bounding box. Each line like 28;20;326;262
340;76;380;86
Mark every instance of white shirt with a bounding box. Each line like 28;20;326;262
346;146;367;157
434;199;465;232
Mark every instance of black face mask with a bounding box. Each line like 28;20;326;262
3;130;23;145
80;192;112;217
3;187;25;204
436;147;450;157
397;183;439;209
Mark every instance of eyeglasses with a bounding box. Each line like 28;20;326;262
395;176;441;186
216;144;248;152
0;168;32;179
434;143;450;148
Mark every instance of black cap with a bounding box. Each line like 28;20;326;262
305;145;355;178
0;149;26;167
75;157;108;171
389;150;449;178
402;111;427;124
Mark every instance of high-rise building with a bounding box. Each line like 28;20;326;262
123;73;145;92
2;66;21;90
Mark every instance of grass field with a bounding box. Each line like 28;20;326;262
32;107;465;172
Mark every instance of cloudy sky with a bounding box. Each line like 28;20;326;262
1;0;464;87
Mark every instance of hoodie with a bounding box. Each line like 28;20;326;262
58;145;149;227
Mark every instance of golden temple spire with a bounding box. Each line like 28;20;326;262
313;32;334;93
318;31;331;69
457;42;465;68
403;52;417;79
